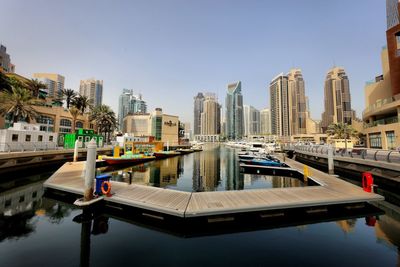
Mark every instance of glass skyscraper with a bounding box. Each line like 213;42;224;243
225;81;244;140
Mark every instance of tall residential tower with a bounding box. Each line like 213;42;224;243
118;89;147;130
321;67;352;132
225;81;244;140
193;93;205;135
79;79;103;108
33;73;65;99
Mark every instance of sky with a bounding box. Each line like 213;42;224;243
1;0;387;125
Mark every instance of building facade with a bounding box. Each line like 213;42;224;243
243;105;260;136
33;73;65;99
287;69;307;135
321;67;352;132
193;93;205;135
79;79;103;107
225;81;244;140
260;108;271;135
0;45;15;73
270;73;290;137
386;0;400;96
123;108;179;145
118;89;147;129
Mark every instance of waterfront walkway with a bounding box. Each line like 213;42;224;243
44;157;384;218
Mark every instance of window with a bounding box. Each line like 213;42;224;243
38;135;43;142
49;136;54;142
397;32;400;56
12;134;18;142
369;133;382;149
25;135;31;142
60;119;72;127
19;195;25;203
386;131;396;150
32;191;37;198
76;121;83;129
5;199;11;207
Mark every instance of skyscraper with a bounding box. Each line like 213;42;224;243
243;105;260;136
386;0;400;95
288;69;307;135
270;73;290;137
79;79;103;107
200;93;221;135
321;67;352;132
225;81;244;140
33;73;65;99
0;45;15;73
260;108;271;135
118;89;147;129
193;93;205;135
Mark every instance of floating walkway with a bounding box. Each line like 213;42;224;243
44;157;384;218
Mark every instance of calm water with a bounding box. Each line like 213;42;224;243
103;144;308;192
1;145;400;267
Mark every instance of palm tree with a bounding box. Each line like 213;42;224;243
25;78;47;98
90;105;117;143
72;95;91;113
69;106;81;133
0;71;12;92
326;122;358;151
62;88;76;109
0;86;38;123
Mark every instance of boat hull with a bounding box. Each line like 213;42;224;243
103;156;155;165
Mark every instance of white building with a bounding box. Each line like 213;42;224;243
0;123;58;152
243;105;260;137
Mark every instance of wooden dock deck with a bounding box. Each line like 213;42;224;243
44;157;384;218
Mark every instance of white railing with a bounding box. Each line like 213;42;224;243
284;144;400;164
0;142;59;152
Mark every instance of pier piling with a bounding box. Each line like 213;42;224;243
84;139;97;201
73;140;79;162
328;146;334;175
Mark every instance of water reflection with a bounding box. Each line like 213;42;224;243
104;144;310;192
1;174;400;266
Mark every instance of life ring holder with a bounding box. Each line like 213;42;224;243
101;181;112;195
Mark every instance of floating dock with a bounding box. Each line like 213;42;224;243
43;157;384;218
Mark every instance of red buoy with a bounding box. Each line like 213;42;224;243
362;172;374;193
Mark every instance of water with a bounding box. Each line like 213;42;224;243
102;144;311;192
1;145;400;267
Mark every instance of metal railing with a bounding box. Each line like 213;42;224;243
0;142;59;153
283;144;400;164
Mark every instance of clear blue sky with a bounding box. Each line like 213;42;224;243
1;0;387;125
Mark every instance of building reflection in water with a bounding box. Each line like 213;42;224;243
193;145;221;191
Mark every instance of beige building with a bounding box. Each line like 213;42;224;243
33;73;65;99
200;94;221;135
321;67;352;132
306;117;321;134
79;79;103;107
363;46;400;149
122;113;151;136
288;69;307;135
260;108;271;135
123;108;179;145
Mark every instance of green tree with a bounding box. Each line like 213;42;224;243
0;86;38;123
25;78;47;99
90;104;117;143
0;71;12;92
62;88;76;109
326;122;358;151
72;95;91;113
69;106;81;133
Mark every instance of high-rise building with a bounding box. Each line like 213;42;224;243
287;69;307;135
193;93;205;135
362;1;400;149
200;93;221;135
386;0;400;95
225;81;244;140
33;73;65;99
321;67;352;132
79;79;103;107
0;45;14;73
118;89;147;130
270;73;290;137
243;105;260;136
260;108;271;135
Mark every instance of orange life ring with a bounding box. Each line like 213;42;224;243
101;181;111;195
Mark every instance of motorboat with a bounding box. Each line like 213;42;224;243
154;151;181;159
239;158;286;167
102;153;155;165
